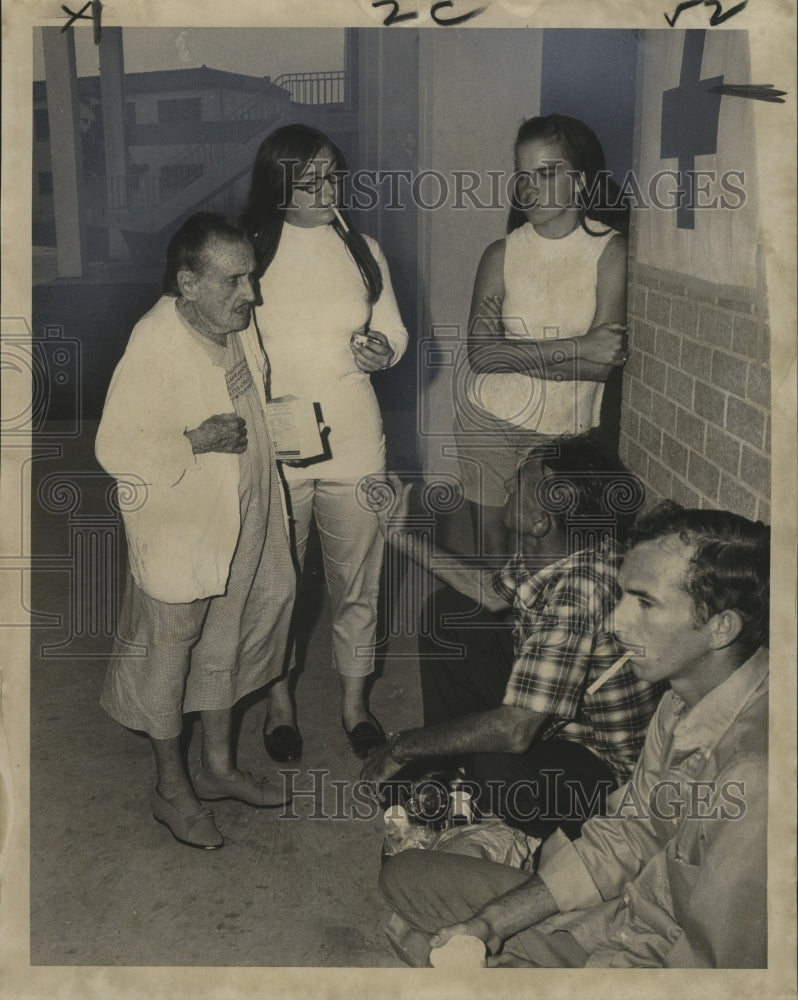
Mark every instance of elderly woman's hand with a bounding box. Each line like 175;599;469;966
184;413;247;454
351;329;394;372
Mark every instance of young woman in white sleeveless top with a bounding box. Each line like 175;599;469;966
456;114;630;555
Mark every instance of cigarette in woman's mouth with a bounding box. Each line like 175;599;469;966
586;650;635;696
332;206;349;232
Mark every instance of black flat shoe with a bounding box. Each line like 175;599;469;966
263;723;303;763
342;712;386;760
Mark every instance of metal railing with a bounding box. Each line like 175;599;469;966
273;71;347;105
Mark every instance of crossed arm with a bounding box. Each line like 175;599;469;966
466;235;629;381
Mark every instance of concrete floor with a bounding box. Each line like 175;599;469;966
29;422;429;968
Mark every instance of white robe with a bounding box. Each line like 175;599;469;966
95;295;270;603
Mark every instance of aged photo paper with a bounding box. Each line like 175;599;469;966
1;0;795;998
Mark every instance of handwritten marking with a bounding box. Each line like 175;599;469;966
372;0;419;25
372;0;487;25
61;1;102;43
431;1;488;24
664;0;748;27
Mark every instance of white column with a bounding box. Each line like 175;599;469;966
41;27;88;278
99;26;130;260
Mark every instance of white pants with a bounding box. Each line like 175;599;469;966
286;478;384;678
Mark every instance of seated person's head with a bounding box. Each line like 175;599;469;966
505;435;644;551
613;501;770;686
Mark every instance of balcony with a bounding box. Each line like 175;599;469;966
275;70;349;106
84;71;355;247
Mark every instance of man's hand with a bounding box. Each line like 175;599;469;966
432;874;559;961
351;329;395;372
430;916;502;956
360;738;405;788
184;413;247;454
578;323;628;367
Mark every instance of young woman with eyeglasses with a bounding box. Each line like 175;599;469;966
240;124;408;762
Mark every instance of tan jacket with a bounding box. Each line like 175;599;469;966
537;647;768;967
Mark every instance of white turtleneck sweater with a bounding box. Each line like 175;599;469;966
256;223;409;482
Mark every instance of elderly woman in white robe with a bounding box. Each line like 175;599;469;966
96;213;295;850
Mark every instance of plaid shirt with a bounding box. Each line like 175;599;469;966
493;540;665;784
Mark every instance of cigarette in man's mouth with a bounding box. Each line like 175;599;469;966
586;650;635;696
332;206;349;232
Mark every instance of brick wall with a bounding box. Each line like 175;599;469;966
619;261;771;524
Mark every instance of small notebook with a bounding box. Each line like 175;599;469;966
263;394;325;460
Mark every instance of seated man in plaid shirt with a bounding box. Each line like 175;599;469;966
361;436;665;840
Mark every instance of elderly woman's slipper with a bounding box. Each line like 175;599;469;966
192;766;291;808
150;788;223;850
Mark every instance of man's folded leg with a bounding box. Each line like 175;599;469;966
380;849;531;935
379;848;587;968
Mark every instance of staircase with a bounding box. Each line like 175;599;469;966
89;72;352;257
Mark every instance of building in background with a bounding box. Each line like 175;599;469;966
33;64;355;260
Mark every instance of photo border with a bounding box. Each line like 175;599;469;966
2;2;795;998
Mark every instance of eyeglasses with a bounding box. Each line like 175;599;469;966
293;171;342;195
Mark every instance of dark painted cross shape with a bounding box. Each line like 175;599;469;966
660;30;723;229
